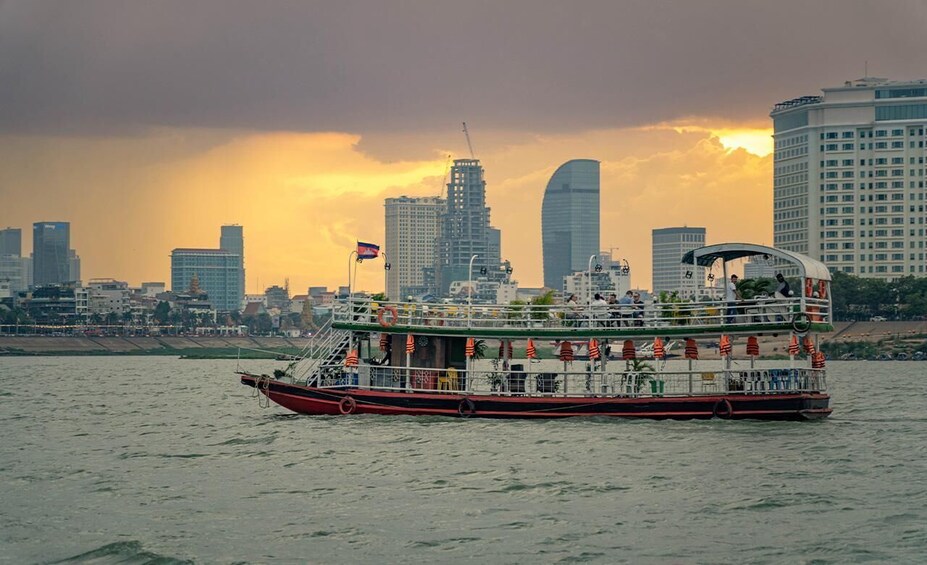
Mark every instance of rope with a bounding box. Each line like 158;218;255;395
253;375;272;408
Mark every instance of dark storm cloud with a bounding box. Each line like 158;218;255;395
1;0;924;135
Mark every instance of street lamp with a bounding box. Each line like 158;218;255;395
467;254;478;327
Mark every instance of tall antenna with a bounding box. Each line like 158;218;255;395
462;122;475;159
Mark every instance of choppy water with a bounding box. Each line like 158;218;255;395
0;357;925;564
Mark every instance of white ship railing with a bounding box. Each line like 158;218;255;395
318;363;827;397
336;296;831;333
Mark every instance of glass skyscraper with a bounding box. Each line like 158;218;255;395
170;248;243;312
33;222;71;286
541;159;600;290
219;224;245;306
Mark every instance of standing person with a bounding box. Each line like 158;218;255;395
774;273;792;298
632;292;645;326
726;275;742;324
591;293;608;326
618;290;634;327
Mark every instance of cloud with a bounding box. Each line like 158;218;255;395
1;1;924;135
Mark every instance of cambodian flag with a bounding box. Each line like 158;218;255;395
357;241;380;259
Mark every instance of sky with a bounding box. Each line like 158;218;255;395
1;0;926;294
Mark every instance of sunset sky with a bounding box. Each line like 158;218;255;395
2;1;926;293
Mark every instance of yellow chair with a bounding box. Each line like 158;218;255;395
700;372;717;391
438;368;459;391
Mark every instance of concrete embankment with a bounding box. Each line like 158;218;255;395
0;335;309;358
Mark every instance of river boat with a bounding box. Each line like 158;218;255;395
240;243;833;420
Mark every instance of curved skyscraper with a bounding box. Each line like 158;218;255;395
541;159;600;290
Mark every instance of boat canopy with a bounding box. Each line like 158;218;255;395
680;243;832;282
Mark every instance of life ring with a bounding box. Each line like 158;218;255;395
458;397;476;418
713;398;733;419
377;306;398;327
791;312;811;333
339;396;357;415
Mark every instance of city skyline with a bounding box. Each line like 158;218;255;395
2;2;926;291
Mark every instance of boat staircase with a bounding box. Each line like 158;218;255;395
290;316;352;386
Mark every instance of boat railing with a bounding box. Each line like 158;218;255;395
319;363;827;397
337;296;831;332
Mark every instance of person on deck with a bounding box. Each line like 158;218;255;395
726;275;742;324
618;291;634;327
632;293;645;326
591;293;609;326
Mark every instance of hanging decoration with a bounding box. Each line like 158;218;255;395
746;336;760;357
622;340;636;360
558;341;574;363
526;338;537;359
719;335;732;358
812;351;826;369
802;335;816;355
685;338;699;360
344;349;359;367
653;337;665;359
788;335;800;356
588;339;600;360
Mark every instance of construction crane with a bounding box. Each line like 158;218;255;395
462;121;475;159
438;153;451;199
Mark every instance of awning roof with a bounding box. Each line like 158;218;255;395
680;243;832;281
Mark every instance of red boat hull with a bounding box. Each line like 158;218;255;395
240;374;831;421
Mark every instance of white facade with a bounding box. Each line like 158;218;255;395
86;279;130;315
652;227;706;298
385;196;444;299
744;255;778;279
771;78;927;279
563;263;632;303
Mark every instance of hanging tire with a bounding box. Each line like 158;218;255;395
458;397;476;418
713;398;733;419
339;395;357;415
791;312;811;333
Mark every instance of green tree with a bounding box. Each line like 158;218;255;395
153;301;171;324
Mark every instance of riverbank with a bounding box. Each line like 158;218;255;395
2;321;924;358
0;335;308;358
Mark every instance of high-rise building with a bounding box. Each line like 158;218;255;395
385;196;444;299
170;248;243;311
0;228;21;256
219;225;245;308
33;222;71;286
68;249;81;284
0;228;24;292
771;77;927;279
652;227;706;298
435;159;506;294
541;159;600;289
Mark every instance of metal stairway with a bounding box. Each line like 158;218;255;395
290;316;352;386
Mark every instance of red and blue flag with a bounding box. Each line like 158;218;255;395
357;241;380;259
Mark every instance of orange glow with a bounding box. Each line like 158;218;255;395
0;122;773;295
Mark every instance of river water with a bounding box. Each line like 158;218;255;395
0;357;925;564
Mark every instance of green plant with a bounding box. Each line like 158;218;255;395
627;358;656;393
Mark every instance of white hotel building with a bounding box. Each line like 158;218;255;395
384;196;445;300
771;77;927;279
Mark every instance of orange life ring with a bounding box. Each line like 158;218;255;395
377;306;398;327
339;396;357;415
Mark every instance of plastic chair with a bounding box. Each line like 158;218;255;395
437;368;459;391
